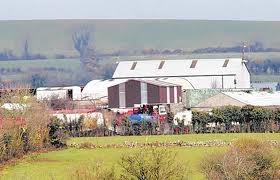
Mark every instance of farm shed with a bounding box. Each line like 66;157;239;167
36;86;81;101
193;91;280;111
112;58;250;89
108;79;182;108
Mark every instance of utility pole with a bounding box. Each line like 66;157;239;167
242;42;247;60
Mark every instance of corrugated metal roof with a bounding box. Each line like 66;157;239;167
82;79;128;100
37;86;81;91
113;58;245;78
223;91;280;106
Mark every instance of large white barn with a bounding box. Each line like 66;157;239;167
112;58;251;89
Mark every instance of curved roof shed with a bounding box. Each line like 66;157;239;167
81;79;127;101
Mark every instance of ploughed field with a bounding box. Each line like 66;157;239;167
1;133;280;180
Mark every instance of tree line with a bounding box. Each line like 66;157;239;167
192;105;280;133
247;59;280;75
193;41;280;54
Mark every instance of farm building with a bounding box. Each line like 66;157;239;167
108;79;182;108
193;91;280;111
81;78;193;102
112;58;251;89
81;79;127;101
36;86;81;101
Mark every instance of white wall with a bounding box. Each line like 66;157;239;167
37;89;68;100
36;86;81;101
235;62;251;89
184;75;236;89
52;112;104;126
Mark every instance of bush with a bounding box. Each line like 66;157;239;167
45;96;73;110
192;105;280;133
0;89;65;163
119;147;188;180
201;139;280;180
70;160;116;180
48;117;67;148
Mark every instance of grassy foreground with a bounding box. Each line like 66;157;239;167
1;133;280;180
0;147;225;180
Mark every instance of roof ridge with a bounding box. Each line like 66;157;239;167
118;58;243;63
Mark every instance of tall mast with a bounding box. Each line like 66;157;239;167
242;42;247;60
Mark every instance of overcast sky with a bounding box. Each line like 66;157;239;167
0;0;279;21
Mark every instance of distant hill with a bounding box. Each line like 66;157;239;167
0;20;280;57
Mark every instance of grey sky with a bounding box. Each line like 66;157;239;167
0;0;280;21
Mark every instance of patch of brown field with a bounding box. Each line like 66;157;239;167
0;148;65;172
33;158;59;163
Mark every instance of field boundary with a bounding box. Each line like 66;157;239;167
68;139;280;149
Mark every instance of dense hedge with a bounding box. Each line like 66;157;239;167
192;105;280;133
0;91;66;163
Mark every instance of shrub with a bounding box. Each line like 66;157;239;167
46;96;73;110
83;117;97;129
69;160;116;180
201;139;280;180
192;105;280;133
119;147;188;180
0;89;64;163
48;117;67;148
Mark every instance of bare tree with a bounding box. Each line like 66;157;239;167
72;27;99;77
211;79;219;89
72;30;91;58
22;39;30;60
0;77;3;89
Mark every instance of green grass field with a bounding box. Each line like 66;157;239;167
1;20;280;57
0;59;83;85
1;19;280;85
0;59;80;70
1;133;280;180
251;75;280;82
1;147;225;180
1;52;279;84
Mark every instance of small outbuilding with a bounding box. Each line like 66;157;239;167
36;86;81;101
81;79;128;101
108;79;182;108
